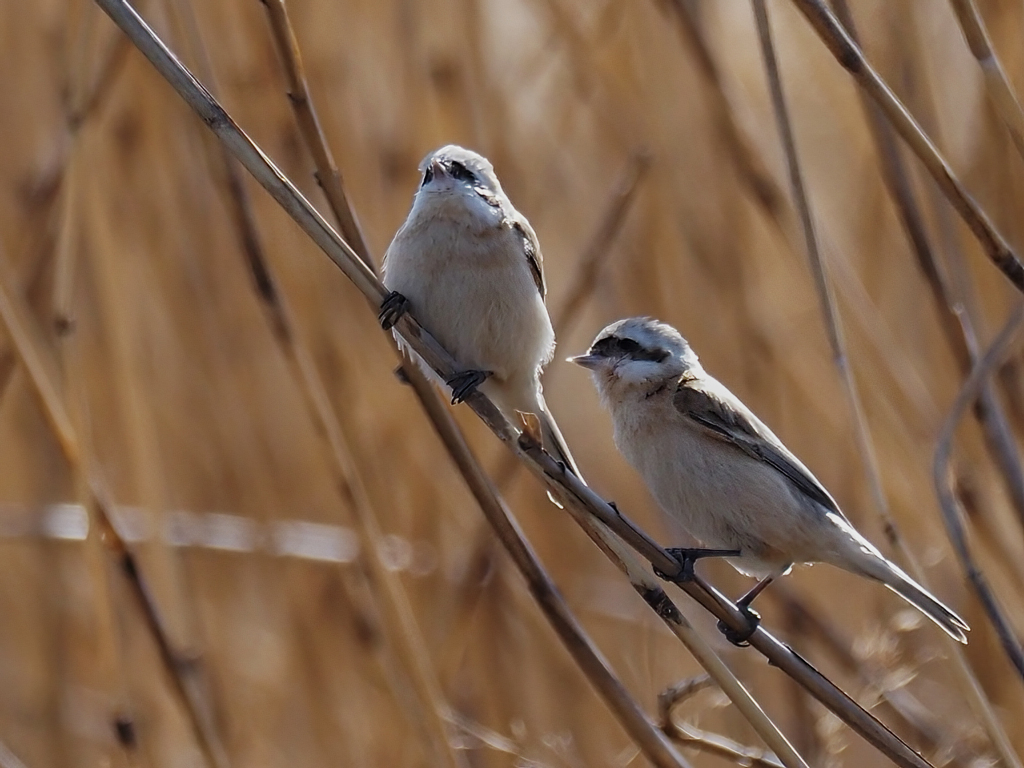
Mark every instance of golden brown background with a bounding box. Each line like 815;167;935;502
1;0;1023;766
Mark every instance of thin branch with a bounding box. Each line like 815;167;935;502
0;740;28;768
658;0;787;217
657;675;715;721
657;674;786;768
665;722;786;768
550;153;649;337
948;0;1024;161
257;0;371;262
90;4;938;765
934;304;1024;680
788;0;1024;295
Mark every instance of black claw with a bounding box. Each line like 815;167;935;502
654;547;741;583
379;291;410;330
446;369;491;404
393;365;411;385
717;605;761;647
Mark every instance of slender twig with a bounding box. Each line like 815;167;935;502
665;722;786;768
256;0;371;261
90;4;938;765
948;0;1024;161
787;0;1024;295
657;674;786;768
657;675;715;720
934;304;1024;680
657;0;786;217
549;153;649;337
0;740;28;768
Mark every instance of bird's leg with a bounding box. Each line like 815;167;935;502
446;369;491;404
654;547;741;582
717;575;775;647
378;291;411;330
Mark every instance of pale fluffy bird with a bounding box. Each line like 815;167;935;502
571;317;968;643
380;145;579;475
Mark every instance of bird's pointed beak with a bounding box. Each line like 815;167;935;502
429;158;447;178
568;354;604;370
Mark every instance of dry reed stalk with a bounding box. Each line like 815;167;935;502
935;304;1024;680
948;0;1024;162
88;3;950;765
787;0;1024;295
0;741;27;768
750;0;890;538
657;674;789;768
0;6;129;405
160;2;463;765
664;723;786;768
0;244;128;768
257;0;370;261
0;241;229;767
752;7;1020;767
657;0;786;217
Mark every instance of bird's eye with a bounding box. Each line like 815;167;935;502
449;160;476;183
616;338;642;354
421;167;434;187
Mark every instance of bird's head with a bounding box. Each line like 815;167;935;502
411;145;508;225
570;317;700;402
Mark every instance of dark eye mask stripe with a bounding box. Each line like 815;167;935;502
590;335;669;362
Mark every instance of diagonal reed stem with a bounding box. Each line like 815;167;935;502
788;0;1024;295
935;304;1024;681
90;2;937;765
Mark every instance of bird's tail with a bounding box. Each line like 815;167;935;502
859;556;969;643
536;395;586;486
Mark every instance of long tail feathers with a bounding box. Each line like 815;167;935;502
874;561;969;643
536;399;586;486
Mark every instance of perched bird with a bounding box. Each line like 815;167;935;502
570;317;968;643
379;145;579;475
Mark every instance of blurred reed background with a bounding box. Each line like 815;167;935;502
1;0;1024;766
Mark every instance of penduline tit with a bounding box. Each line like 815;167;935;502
379;145;581;477
570;317;968;644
